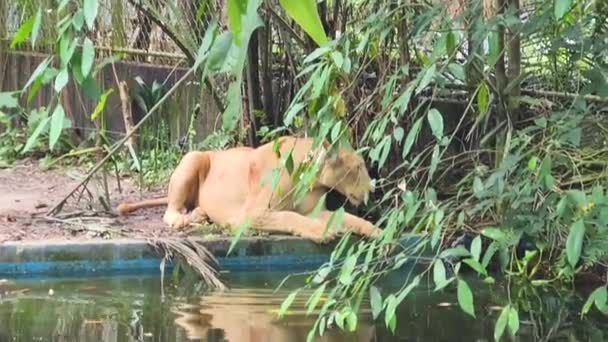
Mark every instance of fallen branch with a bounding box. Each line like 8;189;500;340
47;66;197;216
43;216;124;236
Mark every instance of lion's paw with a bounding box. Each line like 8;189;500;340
163;210;189;229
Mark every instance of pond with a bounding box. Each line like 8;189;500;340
0;271;605;341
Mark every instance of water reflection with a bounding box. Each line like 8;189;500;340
173;288;376;342
0;274;605;341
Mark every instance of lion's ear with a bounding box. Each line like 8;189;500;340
326;152;344;167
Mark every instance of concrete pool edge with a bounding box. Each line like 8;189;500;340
0;234;426;278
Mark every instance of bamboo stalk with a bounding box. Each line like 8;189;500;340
118;81;137;152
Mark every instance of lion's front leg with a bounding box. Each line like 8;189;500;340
163;151;210;229
318;210;380;238
231;210;338;243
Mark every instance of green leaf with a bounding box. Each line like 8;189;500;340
22;116;50;153
378;135;392;169
433;259;449;291
566;190;587;208
383;294;397;330
477;82;490;116
470;236;482;261
339;254;357;285
49;105;65;150
487;31;500;65
127;143;140;172
331;121;342;142
384;275;420;330
306;283;326;315
494;305;510;341
194;20;218;69
31;7;43;48
427;108;444;140
402;116;423;159
283;103;306;127
312;265;330;284
429;145;440;177
227;218;251;255
319;315;327;336
83;0;98;29
446;30;456;57
331;51;344;68
345;310;357;332
369;286;383;319
582;287;607;316
207;32;233;71
81;37;95;78
527;156;538;171
221;80;242;131
54;68;70;93
58;0;70;12
481;242;499;268
397;275;420;302
278;289;299;318
473;177;484;197
395;85;414;114
80;76;101;100
310;193;327;219
227;0;247;44
91;88;114;121
566;219;585;268
72;9;85;30
439;246;470;259
457;279;475;318
481;227;508;243
59;36;78;67
23;57;53;92
463;258;488;276
278;0;329;46
10;12;36;49
393;127;404;143
554;0;572;20
447;63;466;81
325;207;345;236
415;64;437;94
334;310;345;330
0;92;19;109
507;307;519;336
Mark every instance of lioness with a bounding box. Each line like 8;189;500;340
117;136;379;242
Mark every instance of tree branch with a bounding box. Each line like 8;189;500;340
127;0;225;113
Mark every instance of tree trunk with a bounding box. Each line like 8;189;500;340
493;0;509;168
259;11;275;128
246;33;263;147
507;0;521;123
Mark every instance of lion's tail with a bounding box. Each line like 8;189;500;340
116;197;168;215
116;151;213;216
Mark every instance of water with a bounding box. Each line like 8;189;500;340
0;272;605;342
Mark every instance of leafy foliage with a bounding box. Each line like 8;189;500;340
4;0;608;340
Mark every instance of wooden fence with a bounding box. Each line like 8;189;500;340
0;49;220;146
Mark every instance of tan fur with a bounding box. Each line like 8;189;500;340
116;136;380;242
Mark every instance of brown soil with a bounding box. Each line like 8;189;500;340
0;159;201;243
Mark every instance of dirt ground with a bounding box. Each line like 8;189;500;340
0;159;196;243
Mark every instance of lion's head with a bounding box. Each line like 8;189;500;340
319;149;373;206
